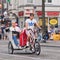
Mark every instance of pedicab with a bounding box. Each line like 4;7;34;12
8;29;41;55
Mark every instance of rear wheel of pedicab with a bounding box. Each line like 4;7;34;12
34;41;41;55
8;41;14;54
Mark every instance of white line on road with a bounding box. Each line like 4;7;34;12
0;58;9;60
0;53;40;60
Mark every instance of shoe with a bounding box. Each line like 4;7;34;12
17;44;22;49
25;46;29;48
26;42;29;46
18;46;22;49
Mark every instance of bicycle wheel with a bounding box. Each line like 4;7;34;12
34;41;41;55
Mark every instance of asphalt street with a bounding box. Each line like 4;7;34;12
0;40;60;60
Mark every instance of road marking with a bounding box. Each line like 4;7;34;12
0;58;9;60
0;53;40;60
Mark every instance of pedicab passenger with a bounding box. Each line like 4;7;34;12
10;22;21;46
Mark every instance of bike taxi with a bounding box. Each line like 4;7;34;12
8;28;41;55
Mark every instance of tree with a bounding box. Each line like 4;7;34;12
6;0;10;3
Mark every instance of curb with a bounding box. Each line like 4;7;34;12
40;44;60;48
40;40;60;48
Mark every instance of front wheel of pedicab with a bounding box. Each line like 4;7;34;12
34;41;41;55
8;41;14;54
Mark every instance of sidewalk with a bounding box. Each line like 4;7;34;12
40;40;60;47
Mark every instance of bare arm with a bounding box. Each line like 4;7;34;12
25;22;28;29
35;22;41;29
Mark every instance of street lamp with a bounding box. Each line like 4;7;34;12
9;12;19;24
42;0;47;42
13;13;18;24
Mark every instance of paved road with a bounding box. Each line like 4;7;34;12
0;40;60;60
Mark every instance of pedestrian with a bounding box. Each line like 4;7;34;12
5;24;10;40
0;28;2;40
1;24;6;40
1;19;4;25
37;29;43;41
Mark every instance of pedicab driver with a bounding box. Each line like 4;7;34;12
25;13;41;46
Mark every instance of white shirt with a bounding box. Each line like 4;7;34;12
25;19;37;30
10;26;21;32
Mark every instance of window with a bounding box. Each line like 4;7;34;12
48;0;52;3
27;0;33;3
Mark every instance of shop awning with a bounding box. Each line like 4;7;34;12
47;11;59;16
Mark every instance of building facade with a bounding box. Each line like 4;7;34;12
0;0;6;15
8;0;60;30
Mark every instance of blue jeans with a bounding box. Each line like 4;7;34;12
38;33;43;41
12;36;18;46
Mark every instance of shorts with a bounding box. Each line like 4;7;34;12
25;29;35;38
